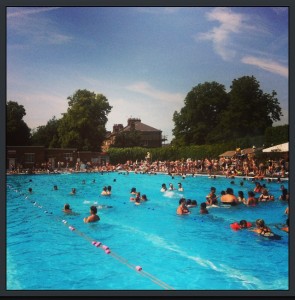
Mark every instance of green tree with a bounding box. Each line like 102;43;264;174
216;76;282;141
58;89;112;151
6;101;31;145
172;81;229;145
31;116;61;148
111;130;142;148
264;125;288;147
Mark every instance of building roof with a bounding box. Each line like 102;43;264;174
262;142;289;153
219;150;236;157
123;120;161;132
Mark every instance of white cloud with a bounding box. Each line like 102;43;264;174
7;7;72;46
126;81;184;103
241;56;288;78
7;7;60;18
197;7;247;61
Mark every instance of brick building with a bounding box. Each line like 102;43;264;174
6;146;109;171
102;118;164;151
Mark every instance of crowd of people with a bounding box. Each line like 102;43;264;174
7;155;288;180
23;156;289;237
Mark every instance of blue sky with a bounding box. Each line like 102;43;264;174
7;6;288;143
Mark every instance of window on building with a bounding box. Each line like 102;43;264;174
24;153;35;163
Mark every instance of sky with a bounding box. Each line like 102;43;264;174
6;6;289;143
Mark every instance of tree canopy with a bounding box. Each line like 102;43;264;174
6;101;31;146
31;116;61;148
57;89;112;151
172;76;283;145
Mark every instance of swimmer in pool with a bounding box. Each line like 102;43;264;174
200;202;209;214
83;206;100;223
251;219;281;239
63;203;72;213
63;203;79;215
177;198;190;215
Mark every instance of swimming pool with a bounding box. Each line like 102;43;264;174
6;172;289;291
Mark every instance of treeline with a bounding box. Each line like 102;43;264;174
7;75;288;156
108;126;288;164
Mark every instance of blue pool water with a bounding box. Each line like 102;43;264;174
6;172;289;291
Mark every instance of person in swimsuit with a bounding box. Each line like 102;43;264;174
245;191;258;206
177;198;190;215
63;203;72;214
200;202;209;214
83;206;100;223
206;187;218;206
252;219;281;239
177;182;184;192
220;187;238;206
237;191;246;204
258;189;274;202
253;182;263;193
160;183;167;192
101;186;109;196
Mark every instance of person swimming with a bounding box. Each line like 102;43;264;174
83;206;100;223
252;219;281;240
177;198;190;215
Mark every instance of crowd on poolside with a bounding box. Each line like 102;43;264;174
7;155;288;180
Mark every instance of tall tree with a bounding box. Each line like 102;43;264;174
172;81;229;145
58;89;112;151
216;76;282;140
264;125;288;147
31;116;61;148
6;101;31;145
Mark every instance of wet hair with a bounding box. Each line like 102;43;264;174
239;220;247;227
130;187;136;193
186;199;192;205
107;185;112;191
179;198;186;205
256;219;265;228
221;190;226;196
248;191;255;197
191;200;197;206
238;191;244;197
28;188;32;192
200;202;207;209
226;187;234;194
141;194;147;200
210;187;216;191
64;203;70;210
90;206;97;214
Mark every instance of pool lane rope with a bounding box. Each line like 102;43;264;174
7;184;175;290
